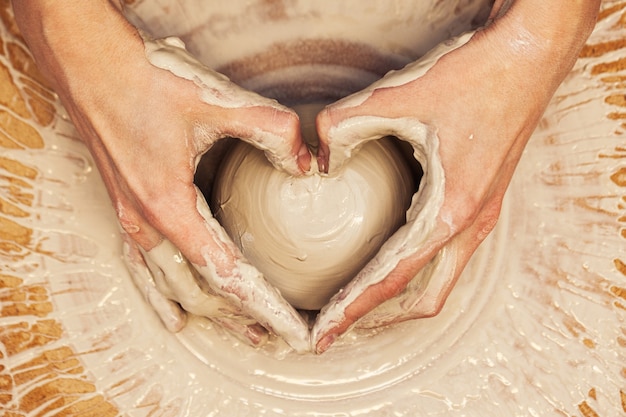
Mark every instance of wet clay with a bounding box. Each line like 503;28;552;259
212;104;415;310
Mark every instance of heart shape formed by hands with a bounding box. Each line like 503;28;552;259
211;103;416;310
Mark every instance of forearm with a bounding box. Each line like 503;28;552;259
12;1;142;90
495;0;600;65
480;0;600;98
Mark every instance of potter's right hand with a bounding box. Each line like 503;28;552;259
311;0;599;353
13;1;311;352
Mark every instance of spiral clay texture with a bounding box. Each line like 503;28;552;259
213;138;414;310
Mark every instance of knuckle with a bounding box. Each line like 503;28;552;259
419;298;446;318
283;107;301;128
316;104;345;141
316;106;333;131
140;188;195;230
443;191;504;239
443;193;482;233
269;106;299;138
474;197;503;241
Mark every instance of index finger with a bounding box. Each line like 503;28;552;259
310;115;449;352
194;189;311;352
312;218;452;353
145;35;311;175
224;103;312;175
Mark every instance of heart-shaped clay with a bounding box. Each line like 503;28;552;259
212;104;415;310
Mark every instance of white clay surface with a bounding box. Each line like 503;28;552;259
126;0;492;77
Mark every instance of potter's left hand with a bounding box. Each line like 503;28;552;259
312;0;600;353
13;1;312;352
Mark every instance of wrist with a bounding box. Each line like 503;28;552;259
487;0;600;79
501;0;600;51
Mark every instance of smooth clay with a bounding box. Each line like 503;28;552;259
212;105;415;310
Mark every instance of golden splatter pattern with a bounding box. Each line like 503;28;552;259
0;6;122;416
571;2;626;416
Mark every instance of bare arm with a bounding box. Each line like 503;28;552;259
13;0;312;352
12;1;140;98
313;0;601;353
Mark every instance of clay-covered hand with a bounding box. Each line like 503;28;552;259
312;0;600;353
13;2;311;351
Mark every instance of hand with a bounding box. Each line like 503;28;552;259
13;2;312;351
312;0;600;353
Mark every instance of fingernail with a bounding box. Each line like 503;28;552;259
316;333;336;354
297;142;311;172
316;147;328;174
246;324;269;347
